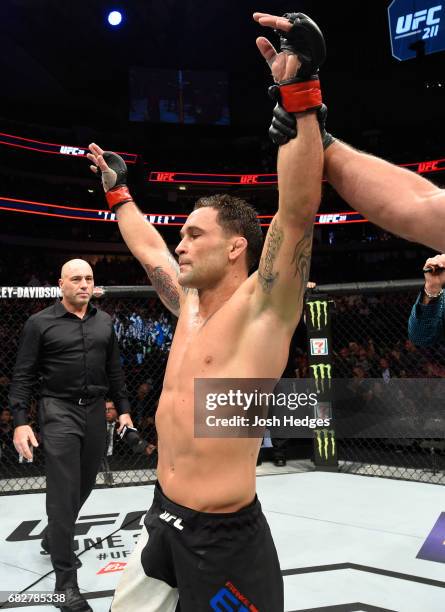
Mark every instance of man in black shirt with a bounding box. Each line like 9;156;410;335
9;259;132;612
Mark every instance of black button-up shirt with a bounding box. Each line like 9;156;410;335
9;301;130;426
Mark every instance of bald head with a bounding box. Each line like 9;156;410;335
59;259;94;311
60;259;93;279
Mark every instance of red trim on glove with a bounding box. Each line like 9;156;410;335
105;186;133;211
280;80;322;113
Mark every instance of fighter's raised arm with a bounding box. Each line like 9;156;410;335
258;11;445;253
251;13;323;328
87;144;184;316
323;141;445;251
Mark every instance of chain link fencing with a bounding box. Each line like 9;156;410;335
1;281;443;494
316;280;445;484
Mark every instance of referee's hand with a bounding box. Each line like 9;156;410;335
117;413;134;435
13;425;38;460
423;254;445;294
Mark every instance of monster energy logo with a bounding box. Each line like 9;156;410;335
310;363;332;393
315;429;336;461
308;300;328;330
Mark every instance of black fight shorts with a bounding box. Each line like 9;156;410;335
111;482;284;611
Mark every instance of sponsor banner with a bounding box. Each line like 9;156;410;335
0;197;366;226
310;364;332;394
306;295;336;468
307;299;329;332
0;286;62;299
148;158;445;184
315;428;336;462
0;130;443;175
310;338;329;356
0;287;105;299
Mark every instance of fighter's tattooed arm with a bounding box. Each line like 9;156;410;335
143;262;181;316
253;214;316;326
142;251;196;316
253;214;313;320
258;218;284;293
290;224;313;298
252;111;322;325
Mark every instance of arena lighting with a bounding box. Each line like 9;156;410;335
0;131;443;178
147;158;445;185
0;130;445;178
0;197;367;226
107;10;123;26
0;132;137;163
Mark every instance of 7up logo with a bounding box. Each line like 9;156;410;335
308;300;328;330
315;429;336;461
310;363;332;393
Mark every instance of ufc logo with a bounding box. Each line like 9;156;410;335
154;172;175;182
159;511;184;531
396;5;442;34
318;214;346;224
240;174;259;184
418;161;439;173
60;146;85;155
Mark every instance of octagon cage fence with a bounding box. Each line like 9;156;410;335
0;280;443;495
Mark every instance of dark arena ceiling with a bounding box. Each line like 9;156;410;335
0;0;444;143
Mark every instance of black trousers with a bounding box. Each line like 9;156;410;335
39;397;106;589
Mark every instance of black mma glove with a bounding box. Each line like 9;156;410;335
96;151;133;211
268;85;335;149
276;13;326;114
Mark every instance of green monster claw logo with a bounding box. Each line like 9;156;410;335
310;363;332;393
315;429;336;461
308;300;328;330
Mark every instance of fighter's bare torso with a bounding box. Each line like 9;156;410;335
87;115;320;514
156;274;293;512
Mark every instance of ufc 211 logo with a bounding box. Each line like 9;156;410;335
395;5;442;40
159;511;184;531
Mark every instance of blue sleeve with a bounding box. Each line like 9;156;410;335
408;291;445;346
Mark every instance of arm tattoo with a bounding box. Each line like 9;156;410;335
258;218;284;293
143;263;180;313
291;225;313;297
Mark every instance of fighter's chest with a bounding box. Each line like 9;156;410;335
165;306;246;379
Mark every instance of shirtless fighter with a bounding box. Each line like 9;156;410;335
87;15;325;611
254;11;445;254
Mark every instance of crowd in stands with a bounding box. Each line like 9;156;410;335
331;293;445;378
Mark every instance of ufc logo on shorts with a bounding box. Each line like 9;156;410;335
159;511;184;531
210;587;249;611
